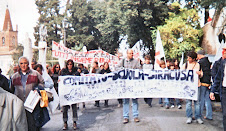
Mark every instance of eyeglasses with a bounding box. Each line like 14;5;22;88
56;67;59;68
20;63;28;65
67;64;73;65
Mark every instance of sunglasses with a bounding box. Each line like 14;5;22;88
67;64;73;65
56;67;59;68
20;63;28;65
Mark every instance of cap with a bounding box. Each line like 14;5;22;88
197;50;205;55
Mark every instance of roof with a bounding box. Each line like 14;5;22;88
3;8;13;31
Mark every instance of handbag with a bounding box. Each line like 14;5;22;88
40;90;49;107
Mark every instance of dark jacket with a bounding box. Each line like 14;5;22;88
0;74;10;93
81;68;89;74
211;59;226;98
100;68;111;74
211;57;222;82
198;57;211;84
51;71;60;93
61;67;80;76
32;86;50;128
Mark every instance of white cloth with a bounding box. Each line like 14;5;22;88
223;64;226;87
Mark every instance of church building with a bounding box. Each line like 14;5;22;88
0;8;18;77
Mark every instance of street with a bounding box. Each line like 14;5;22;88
41;99;223;131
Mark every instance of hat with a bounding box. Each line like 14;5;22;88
197;50;205;55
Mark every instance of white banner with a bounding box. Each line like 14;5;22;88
52;41;119;65
59;69;198;106
154;30;166;69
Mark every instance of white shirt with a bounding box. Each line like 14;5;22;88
223;64;226;87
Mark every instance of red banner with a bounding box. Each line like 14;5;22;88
52;41;119;65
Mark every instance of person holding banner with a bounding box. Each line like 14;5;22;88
91;61;102;107
181;51;203;124
99;62;112;107
169;62;182;109
118;49;142;124
77;64;88;109
11;56;45;131
60;59;79;130
51;64;61;94
143;55;153;107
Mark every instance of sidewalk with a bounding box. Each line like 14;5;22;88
41;99;223;131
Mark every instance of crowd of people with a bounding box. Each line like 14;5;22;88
0;47;226;130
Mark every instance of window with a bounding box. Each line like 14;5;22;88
2;37;5;46
12;36;15;45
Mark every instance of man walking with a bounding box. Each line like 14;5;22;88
210;46;226;130
197;50;212;120
118;49;142;124
11;56;44;131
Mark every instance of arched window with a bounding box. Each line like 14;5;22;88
12;36;15;45
2;37;5;46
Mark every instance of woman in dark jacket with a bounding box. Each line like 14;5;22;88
51;64;61;94
99;62;111;107
60;59;79;130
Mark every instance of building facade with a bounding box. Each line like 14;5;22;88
0;8;18;78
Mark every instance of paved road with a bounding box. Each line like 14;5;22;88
41;99;223;131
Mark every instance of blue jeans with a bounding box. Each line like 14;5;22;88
123;98;139;119
159;98;163;104
164;98;170;106
170;98;181;106
199;86;212;119
186;87;201;119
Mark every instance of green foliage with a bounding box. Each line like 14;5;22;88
158;2;202;60
65;0;99;51
93;0;169;56
34;0;205;61
116;0;169;58
185;0;225;10
34;0;63;47
12;44;24;64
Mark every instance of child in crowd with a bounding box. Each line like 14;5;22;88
158;60;170;108
143;55;154;107
169;62;182;109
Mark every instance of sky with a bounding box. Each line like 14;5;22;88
0;0;40;44
0;0;215;45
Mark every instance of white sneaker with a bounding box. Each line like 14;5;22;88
178;105;182;109
171;105;175;108
197;118;204;124
186;117;192;124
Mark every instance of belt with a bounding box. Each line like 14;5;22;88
201;83;211;87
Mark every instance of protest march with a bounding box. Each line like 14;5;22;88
1;2;225;130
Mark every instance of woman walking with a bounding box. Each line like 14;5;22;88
60;59;79;130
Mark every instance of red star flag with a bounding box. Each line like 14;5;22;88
154;30;166;69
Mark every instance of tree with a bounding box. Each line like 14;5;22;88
92;0;122;54
158;2;202;59
65;0;101;51
12;45;24;64
34;0;63;47
91;0;169;57
7;45;24;76
185;0;225;24
115;0;169;59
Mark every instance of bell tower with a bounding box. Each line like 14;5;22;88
0;7;18;53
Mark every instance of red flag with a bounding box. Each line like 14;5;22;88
207;16;212;22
